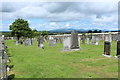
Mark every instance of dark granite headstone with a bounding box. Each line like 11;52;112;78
104;41;111;55
70;30;79;49
116;41;120;56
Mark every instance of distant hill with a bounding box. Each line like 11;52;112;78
0;29;118;33
48;28;113;33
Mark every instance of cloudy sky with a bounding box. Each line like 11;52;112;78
0;0;119;31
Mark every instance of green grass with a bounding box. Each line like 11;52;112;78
5;40;118;78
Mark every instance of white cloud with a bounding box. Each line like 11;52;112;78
1;2;118;31
66;22;70;27
50;22;56;26
1;2;118;22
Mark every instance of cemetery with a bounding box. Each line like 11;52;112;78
0;31;119;79
0;1;119;79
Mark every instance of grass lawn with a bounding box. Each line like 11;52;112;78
5;39;118;78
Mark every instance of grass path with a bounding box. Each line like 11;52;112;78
5;40;118;78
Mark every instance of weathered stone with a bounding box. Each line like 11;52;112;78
71;30;79;49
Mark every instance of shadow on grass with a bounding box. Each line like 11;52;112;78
8;74;15;80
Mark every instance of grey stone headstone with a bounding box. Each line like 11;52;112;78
105;35;111;42
49;39;56;46
38;36;44;48
63;37;71;50
70;30;79;49
86;38;89;44
95;38;99;45
28;39;31;45
16;41;18;45
24;40;29;46
92;36;96;44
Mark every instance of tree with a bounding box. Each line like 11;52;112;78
98;30;102;33
33;29;40;37
9;18;33;40
41;31;48;37
88;30;92;33
93;30;98;33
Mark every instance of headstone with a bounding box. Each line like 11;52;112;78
62;30;80;51
116;41;120;56
24;40;28;46
63;37;71;50
102;35;111;57
82;36;85;44
92;36;96;44
16;41;18;45
49;39;56;46
71;30;80;49
31;38;34;45
115;32;120;58
38;36;44;49
95;37;99;45
28;39;31;45
86;38;89;44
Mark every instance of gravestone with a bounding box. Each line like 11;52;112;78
103;35;111;57
49;39;56;46
115;33;120;58
82;36;85;44
86;38;90;44
116;41;120;56
92;36;96;44
38;36;44;49
62;30;80;51
28;39;31;45
95;37;99;45
63;37;71;50
71;30;80;49
16;41;18;45
24;40;29;46
31;38;34;45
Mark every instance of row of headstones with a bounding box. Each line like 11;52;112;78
15;38;34;46
103;36;120;58
47;31;101;51
0;36;10;79
49;30;120;58
37;36;56;49
81;36;100;45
